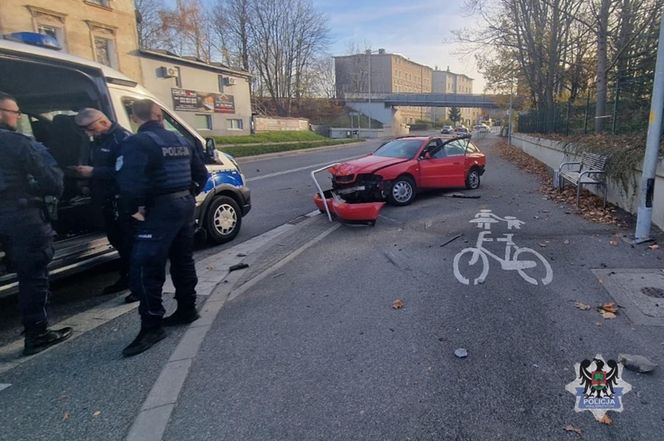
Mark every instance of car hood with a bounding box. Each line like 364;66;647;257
328;155;408;176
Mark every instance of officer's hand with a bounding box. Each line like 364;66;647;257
131;206;146;222
68;165;94;177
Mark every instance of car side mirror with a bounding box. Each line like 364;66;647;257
420;150;431;160
205;137;216;159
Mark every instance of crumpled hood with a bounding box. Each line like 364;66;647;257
328;155;407;176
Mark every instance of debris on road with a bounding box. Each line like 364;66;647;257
599;302;619;314
236;253;247;257
648;244;659;251
93;411;101;417
229;263;249;272
440;234;463;248
454;348;468;358
563;424;583;436
391;299;405;310
575;302;591;311
618;354;658;373
447;192;481;199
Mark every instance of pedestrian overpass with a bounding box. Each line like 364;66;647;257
340;92;506;137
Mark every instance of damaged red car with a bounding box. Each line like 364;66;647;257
328;135;486;206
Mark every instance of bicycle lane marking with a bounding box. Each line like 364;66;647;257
453;209;553;286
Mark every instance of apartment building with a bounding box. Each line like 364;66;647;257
335;49;432;124
432;68;482;126
0;0;142;81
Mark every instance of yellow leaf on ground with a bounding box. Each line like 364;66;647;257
63;412;70;421
600;302;619;313
601;311;617;319
609;240;619;246
391;299;404;310
93;411;101;417
598;414;612;425
649;244;659;250
563;424;583;436
575;302;591;311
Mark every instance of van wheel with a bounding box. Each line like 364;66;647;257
205;196;241;244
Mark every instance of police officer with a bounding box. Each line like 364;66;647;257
117;99;208;357
0;91;73;356
71;108;137;302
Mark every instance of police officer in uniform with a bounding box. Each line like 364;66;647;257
72;108;137;302
117;99;208;357
0;91;73;355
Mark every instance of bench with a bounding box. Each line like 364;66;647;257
558;152;608;207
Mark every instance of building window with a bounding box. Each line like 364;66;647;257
227;119;243;130
218;75;225;93
28;6;67;49
193;114;212;130
86;0;111;7
37;24;65;47
94;36;116;67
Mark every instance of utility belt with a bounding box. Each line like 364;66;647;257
151;189;191;202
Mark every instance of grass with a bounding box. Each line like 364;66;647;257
214;131;326;145
219;139;362;157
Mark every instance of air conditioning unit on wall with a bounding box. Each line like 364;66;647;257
224;77;236;86
158;66;179;78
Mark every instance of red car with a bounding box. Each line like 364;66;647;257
328;135;485;206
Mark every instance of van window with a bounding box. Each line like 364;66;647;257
120;97;198;148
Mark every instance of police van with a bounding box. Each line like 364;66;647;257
0;33;251;296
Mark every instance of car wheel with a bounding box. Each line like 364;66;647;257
205;195;241;244
387;176;415;206
465;168;481;190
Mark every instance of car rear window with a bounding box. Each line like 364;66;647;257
374;139;423;158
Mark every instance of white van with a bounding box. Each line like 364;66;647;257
0;34;251;296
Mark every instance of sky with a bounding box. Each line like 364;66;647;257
312;0;486;92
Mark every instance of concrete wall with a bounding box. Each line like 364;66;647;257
511;133;664;230
255;117;309;132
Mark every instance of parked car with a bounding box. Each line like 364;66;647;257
440;125;453;134
328;135;485;206
454;126;470;134
0;34;251;296
473;124;489;133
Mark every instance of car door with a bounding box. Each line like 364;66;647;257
440;138;468;187
418;138;460;188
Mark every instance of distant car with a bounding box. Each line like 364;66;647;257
440;125;453;134
454;126;469;134
473;124;489;133
327;135;486;206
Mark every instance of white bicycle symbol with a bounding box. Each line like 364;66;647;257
453;231;553;286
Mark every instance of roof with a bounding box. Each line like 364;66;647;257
140;48;252;79
0;38;135;83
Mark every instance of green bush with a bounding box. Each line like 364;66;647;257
214;131;325;145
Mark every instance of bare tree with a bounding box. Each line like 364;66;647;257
134;0;164;49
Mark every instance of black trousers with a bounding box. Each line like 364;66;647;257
102;202;134;281
0;206;54;334
130;193;197;328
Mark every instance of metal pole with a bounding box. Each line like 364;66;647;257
584;88;591;134
368;51;372;130
612;77;620;134
508;83;514;145
634;9;664;243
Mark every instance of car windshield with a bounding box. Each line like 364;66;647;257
374;139;423;158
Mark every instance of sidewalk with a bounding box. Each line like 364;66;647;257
1;137;663;440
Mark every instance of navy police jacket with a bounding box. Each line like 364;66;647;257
116;121;209;214
0;126;63;204
90;123;131;203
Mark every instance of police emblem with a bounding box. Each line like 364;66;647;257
565;354;632;421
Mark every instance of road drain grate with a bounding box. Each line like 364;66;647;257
641;287;664;298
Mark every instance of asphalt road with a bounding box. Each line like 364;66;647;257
2;133;663;440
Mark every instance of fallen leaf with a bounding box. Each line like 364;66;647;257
600;311;617;319
649;244;659;250
93;411;101;417
600;302;619;313
392;299;404;310
564;240;570;244
63;412;70;421
575;302;591;311
598;414;612;425
609;240;619;246
563;424;583;436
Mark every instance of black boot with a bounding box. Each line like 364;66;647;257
163;307;200;327
124;293;140;303
103;276;129;295
122;326;167;357
23;327;73;356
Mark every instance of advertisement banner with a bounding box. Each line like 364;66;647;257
171;88;235;114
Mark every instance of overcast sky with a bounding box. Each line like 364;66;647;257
313;0;485;92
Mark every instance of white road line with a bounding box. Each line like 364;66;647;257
246;155;364;182
0;384;10;392
125;222;340;441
